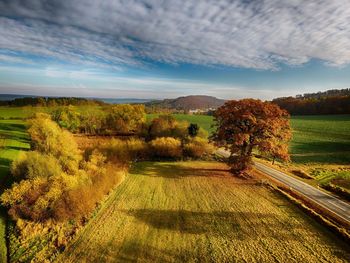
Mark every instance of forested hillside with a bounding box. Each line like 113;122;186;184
272;89;350;115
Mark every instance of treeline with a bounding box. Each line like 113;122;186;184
50;104;145;135
273;90;350;115
297;88;350;99
0;96;105;107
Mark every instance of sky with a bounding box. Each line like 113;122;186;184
1;0;350;100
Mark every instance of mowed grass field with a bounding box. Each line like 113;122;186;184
0;108;30;263
58;161;349;263
290;115;350;164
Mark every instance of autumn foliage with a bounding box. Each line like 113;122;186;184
211;99;291;175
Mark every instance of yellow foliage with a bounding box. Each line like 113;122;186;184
149;137;182;158
184;137;215;158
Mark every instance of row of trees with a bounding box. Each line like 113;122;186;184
0;97;106;107
272;95;350;115
50;104;145;135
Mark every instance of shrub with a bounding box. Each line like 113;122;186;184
149;137;182;159
53;163;125;221
183;137;214;158
1;173;79;221
11;151;62;180
103;138;149;163
148;115;188;140
28;113;81;174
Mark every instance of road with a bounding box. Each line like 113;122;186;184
216;149;350;225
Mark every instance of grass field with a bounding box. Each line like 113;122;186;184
290;115;350;164
0;107;27;119
58;161;349;262
0;113;30;263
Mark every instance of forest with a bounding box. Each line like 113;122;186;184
273;89;350;115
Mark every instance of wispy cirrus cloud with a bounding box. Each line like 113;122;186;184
1;0;350;71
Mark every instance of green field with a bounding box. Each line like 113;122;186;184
0;112;30;263
58;161;349;262
290;115;350;164
0;107;27;119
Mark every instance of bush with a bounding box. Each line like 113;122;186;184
28;113;81;174
1;173;79;221
183;137;214;158
149;137;182;159
103;138;149;163
11;151;62;180
148;115;188;140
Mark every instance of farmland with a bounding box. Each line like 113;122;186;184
0;113;30;262
58;161;349;262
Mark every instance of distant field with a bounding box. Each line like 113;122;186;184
0;114;30;263
58;161;349;262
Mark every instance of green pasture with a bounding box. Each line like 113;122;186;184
0;110;30;263
290;115;350;164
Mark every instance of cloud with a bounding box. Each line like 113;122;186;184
0;0;350;70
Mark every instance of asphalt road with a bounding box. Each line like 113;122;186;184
216;149;350;225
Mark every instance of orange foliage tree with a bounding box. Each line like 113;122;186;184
211;99;291;175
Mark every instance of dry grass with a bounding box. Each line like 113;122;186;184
57;161;349;262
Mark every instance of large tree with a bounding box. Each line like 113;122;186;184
211;99;291;175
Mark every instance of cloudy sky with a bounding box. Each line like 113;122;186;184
1;0;350;99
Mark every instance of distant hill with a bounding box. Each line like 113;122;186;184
145;95;225;110
100;98;152;104
0;94;35;101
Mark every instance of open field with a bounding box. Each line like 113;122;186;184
290;115;350;164
58;161;349;262
0;116;30;263
0;107;28;119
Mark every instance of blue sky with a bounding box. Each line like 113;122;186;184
1;0;350;99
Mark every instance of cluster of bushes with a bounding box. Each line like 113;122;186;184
1;113;125;222
52;110;214;160
92;136;213;162
99;115;214;160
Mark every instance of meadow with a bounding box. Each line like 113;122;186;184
58;161;349;262
0;111;30;263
